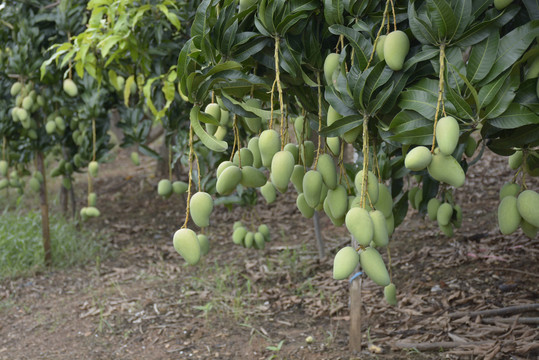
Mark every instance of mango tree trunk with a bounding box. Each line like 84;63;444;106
36;151;51;266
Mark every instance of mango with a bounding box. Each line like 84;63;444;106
240;166;267;188
130;152;140;166
220;109;230;126
326;106;342;153
284;143;299;164
517;190;539;227
508;150;523;170
232;226;247;245
499;182;520;200
439;223;454;237
370;210;389;247
270;150;295;193
326;137;341;156
22;96;33;111
383;30;409;71
17;108;28;122
0;160;8;176
259;129;280;168
376;35;387;61
333;246;359;280
374;184;393;218
44;121;55;134
346;207;374;246
204;103;221;124
173;228;201;265
323;197;345;226
214;126;227;141
520;219;538;239
0;179;8;190
350;195;373;211
303;170;323;208
359;247;390;286
172;181;188;194
260;181;277;204
354;170;379;204
10;82;22;96
88;161;99;177
248;137;263;168
158;179;173;198
343;125;361;144
190;192;213;228
294;116;311;142
244;231;254;248
85;206;101;217
55;116;66;132
452;204;462;228
239;0;257;12
317;184;328;211
386;212;395;236
465;136;477;157
258;224;270;241
427;198;441;221
494;0;514;10
254;232;265;250
436;116;460;156
197;234;210;256
427;148;465;188
217;160;234;178
437;203;453;226
384;283;397;306
62;177;71;190
216;165;242;195
291;165;305;193
29;177;40;192
233;148;254;167
317;153;337;190
296;193;315;218
63;78;78;97
88;192;97;206
405;146;432;171
327;184;348;220
324;53;340;86
233;221;243;230
414;188;423;209
301;140;315;168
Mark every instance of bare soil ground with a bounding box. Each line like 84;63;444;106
1;148;538;360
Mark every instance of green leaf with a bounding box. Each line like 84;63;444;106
452;0;472;40
479;21;539;85
163;80;176;103
398;89;438;119
466;32;499;84
523;0;539;20
403;47;439;72
488;103;539;129
191;0;212;39
388;111;433;145
478;72;509;109
368;84;394;114
97;35;122;58
320;115;363;136
190;106;228;152
486;125;539;154
483;73;519;119
124;75;135;106
328;25;371;70
324;0;344;25
426;0;457;41
445;85;475;120
361;62;393;107
408;2;437;45
447;62;481;114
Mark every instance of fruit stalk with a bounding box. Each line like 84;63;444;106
360;115;370;209
389;0;397;32
314;71;323;170
366;0;390;70
273;36;285;150
168;143;172;181
2;137;6;161
431;44;446;153
182;124;195;229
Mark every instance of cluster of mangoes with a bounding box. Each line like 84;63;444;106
231;221;270;249
426;197;462;237
9;81;46;140
498;184;539;238
157;179;188;198
0;160;43;195
173;228;210;265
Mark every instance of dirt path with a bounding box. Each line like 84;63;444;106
1;149;538;359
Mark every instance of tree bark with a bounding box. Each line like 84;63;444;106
312;211;325;259
349;275;362;352
36;152;51;266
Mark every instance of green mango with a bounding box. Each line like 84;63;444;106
248;137;263;168
323;196;345;226
85;206;101;217
386;212;395;236
374;184;393;218
376;35;387;61
324;53;340;86
464;136;477;157
244;231;254;248
333;246;359;280
270;150;295;193
55;116;66;132
259;129;280;168
22;96;33;111
359;247;390;286
10;82;22;96
436;203;453;226
517;190;539;227
508;150;523;170
427;148;465;188
327;184;348;219
254;232;265;250
158;179;173;198
284;143;299;164
260;181;277;204
88;192;97;207
436;116;460;156
405;146;432;171
383;30;409;71
217;160;234;178
326;106;342;152
239;0;257;12
232;226;247;245
258;224;270;241
216;165;242;195
173;228;201;265
0;160;8;176
44;121;56;134
214;126;227;141
301;141;315;168
427;198;441;221
343;125;361;144
88;161;99;177
370;210;389;247
290;164;305;193
345;207;373;246
172;181;188;194
233;221;243;230
414;188;423;209
204;103;221;123
494;0;513;10
453;204;463;228
326;137;340;156
354;170;379;204
294;116;311;142
197;234;210;256
63;78;78;97
29;177;40;192
131;152;140;166
317;153;337;190
384;283;397;306
190;192;213;228
220;109;230;126
520;219;538;239
303;170;323;208
296;193;315;219
233;148;254;167
439;223;454;237
240;166;267;188
0;179;8;190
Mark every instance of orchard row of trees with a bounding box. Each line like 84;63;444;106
1;0;538;349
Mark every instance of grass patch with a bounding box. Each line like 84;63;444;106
0;208;106;279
